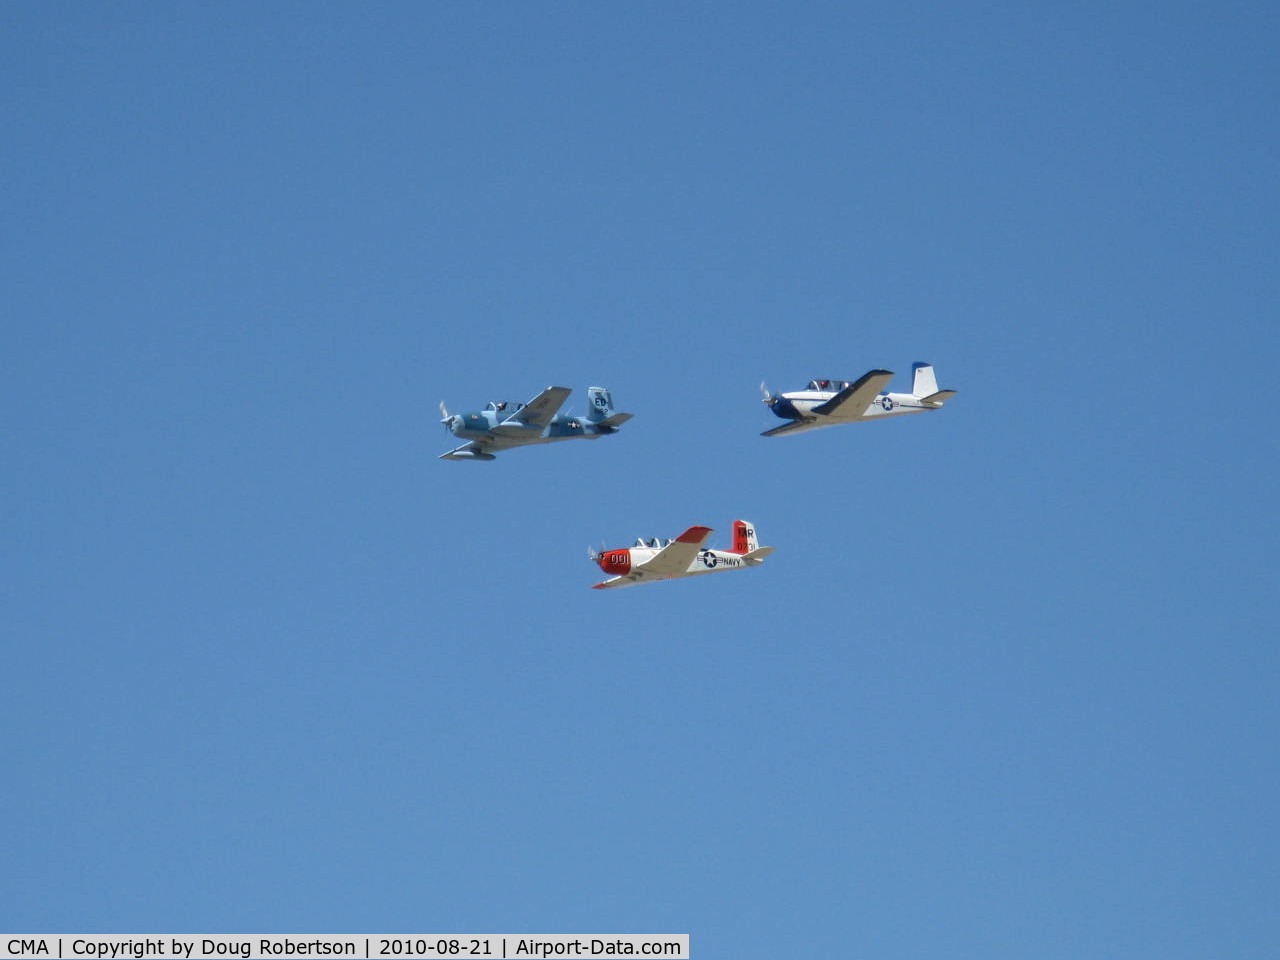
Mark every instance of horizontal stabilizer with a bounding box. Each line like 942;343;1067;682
743;546;774;562
919;389;957;406
596;412;633;429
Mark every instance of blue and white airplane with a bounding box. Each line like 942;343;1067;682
760;363;956;437
439;385;632;461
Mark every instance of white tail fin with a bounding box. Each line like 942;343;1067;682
911;362;939;397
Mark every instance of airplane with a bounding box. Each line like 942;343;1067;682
439;385;632;461
760;362;956;437
589;520;773;590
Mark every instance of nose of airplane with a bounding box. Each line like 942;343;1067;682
769;397;799;419
598;550;631;575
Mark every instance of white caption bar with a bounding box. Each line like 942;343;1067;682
0;937;689;960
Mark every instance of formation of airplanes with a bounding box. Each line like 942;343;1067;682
438;362;956;588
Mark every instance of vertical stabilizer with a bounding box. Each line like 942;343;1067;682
586;386;614;422
911;362;939;398
730;520;759;555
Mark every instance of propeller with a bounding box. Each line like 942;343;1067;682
760;381;774;403
588;543;602;562
439;401;454;431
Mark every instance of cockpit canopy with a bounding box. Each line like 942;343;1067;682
807;379;851;391
634;537;674;548
484;401;525;413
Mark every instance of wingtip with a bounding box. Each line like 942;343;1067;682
676;525;713;544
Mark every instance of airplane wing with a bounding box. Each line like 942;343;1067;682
591;575;644;590
811;369;894;417
502;386;572;428
439;439;503;460
633;526;714;577
761;419;830;438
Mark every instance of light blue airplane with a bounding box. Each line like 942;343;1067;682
439;386;632;461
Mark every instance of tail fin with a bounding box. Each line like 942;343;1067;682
586;386;614;423
911;362;939;398
730;520;759;555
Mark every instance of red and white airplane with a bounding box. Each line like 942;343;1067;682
590;520;774;590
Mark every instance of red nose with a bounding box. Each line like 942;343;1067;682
598;550;631;575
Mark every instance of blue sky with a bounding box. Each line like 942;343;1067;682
4;3;1277;956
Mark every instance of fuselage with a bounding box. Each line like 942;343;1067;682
447;404;617;446
596;542;760;580
768;389;934;423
